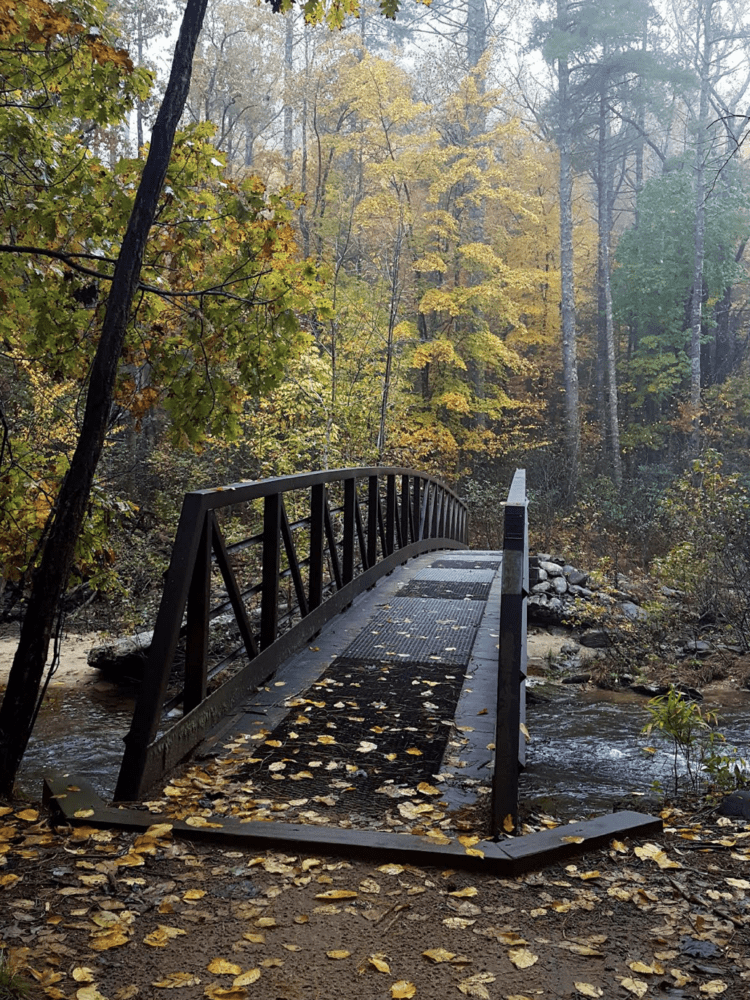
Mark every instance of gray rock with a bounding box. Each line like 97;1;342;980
552;575;568;595
538;560;564;577
718;790;750;819
683;640;712;658
566;570;589;587
579;629;612;648
620;601;647;621
532;582;552;594
88;631;153;677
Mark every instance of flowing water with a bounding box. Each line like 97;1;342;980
521;682;750;818
15;670;750;817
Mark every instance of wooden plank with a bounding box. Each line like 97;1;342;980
44;776;662;878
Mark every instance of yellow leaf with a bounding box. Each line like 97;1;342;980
618;978;648;998
359;878;381;893
74;809;95;819
508;948;538;969
183;889;207;901
417;783;440;796
184;816;223;829
255;918;277;928
207;959;242;975
144;925;187;947
448;887;478;898
113;852;145;868
326;950;350;960
0;874;21;887
575;985;603;998
73;969;97;983
628;960;664;975
242;933;264;944
422;948;455;963
457;972;496;998
203;989;248;1000
458;835;480;848
503;814;514;833
725;877;750;889
356;741;378;753
15;808;39;822
669;969;691;987
561;835;585;844
611;839;628;854
369;955;390;973
391;982;416;999
443;917;476;929
634;843;682;869
233;970;261;986
89;929;130;951
699;983;728;995
378;864;404;875
405;747;423;756
317;735;336;744
76;988;107;1000
314;890;358;899
152;972;201;988
519;722;530;741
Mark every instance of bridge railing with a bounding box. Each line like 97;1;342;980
115;468;468;800
491;468;528;835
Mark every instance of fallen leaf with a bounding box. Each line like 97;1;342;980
561;835;585;844
152;972;201;988
725;877;750;890
356;741;378;753
378;864;404;875
503;814;514;833
233;970;261;986
203;988;248;1000
618;977;648;998
508;948;538;969
317;735;336;745
369;955;390;973
443;917;476;929
405;748;423;755
699;983;728;995
634;843;682;870
628;960;664;975
575;985;603;998
76;988;107;1000
670;969;692;987
458;972;496;998
207;959;242;975
144;925;187;947
391;982;416;998
423;948;455;963
73;969;97;983
15;808;39;822
448;887;478;898
74;809;95;819
326;950;350;960
315;890;358;900
418;783;440;796
611;840;628;854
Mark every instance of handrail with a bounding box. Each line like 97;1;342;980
491;468;528;835
114;467;468;800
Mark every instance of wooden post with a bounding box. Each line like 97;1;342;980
491;469;528;837
183;514;212;713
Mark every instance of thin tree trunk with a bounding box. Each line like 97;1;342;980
284;12;294;182
557;39;579;494
377;222;404;460
597;74;622;487
689;0;711;455
0;0;210;798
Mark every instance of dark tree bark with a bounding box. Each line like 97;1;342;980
0;0;210;798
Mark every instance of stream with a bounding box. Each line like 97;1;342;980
15;672;750;817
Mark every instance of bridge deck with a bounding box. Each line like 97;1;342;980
46;545;661;873
192;549;505;833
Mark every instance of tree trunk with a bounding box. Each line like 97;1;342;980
689;0;712;455
597;73;622;487
557;38;579;495
0;0;210;798
284;12;294;182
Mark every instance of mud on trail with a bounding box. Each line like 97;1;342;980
0;797;748;1000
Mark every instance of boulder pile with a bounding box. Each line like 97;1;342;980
528;554;645;638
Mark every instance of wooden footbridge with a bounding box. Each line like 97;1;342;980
46;466;661;874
